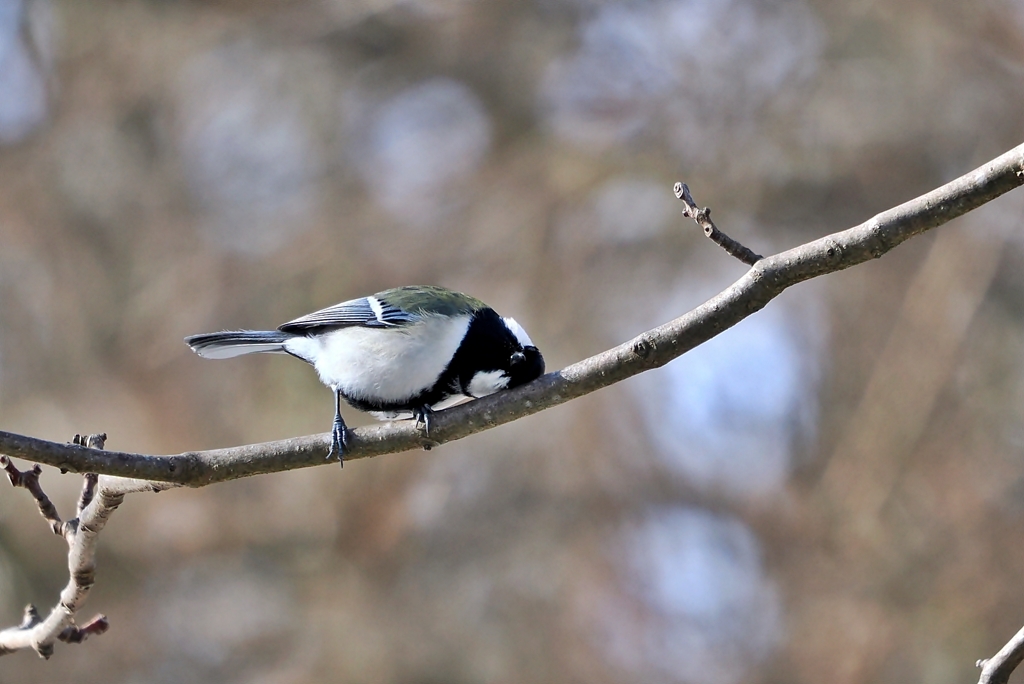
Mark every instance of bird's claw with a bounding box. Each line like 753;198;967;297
414;406;433;436
328;418;348;467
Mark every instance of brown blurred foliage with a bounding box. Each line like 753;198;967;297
2;0;1024;682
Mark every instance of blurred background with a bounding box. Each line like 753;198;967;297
1;0;1024;682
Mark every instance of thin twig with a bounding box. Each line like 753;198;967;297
1;456;65;536
674;181;763;265
76;473;98;516
977;624;1024;684
58;614;109;644
72;433;103;514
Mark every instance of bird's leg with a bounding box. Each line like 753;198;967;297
328;389;349;467
414;405;433;436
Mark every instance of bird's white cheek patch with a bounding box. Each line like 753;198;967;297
467;370;510;398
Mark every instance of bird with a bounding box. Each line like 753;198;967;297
184;285;545;466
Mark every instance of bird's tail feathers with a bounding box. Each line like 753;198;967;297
185;330;291;359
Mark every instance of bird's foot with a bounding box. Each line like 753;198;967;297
413;405;433;436
327;417;349;467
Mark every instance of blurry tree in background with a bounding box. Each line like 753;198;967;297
1;0;1024;682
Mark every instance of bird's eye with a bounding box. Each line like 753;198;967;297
510;351;526;365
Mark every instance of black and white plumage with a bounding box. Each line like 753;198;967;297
185;286;545;465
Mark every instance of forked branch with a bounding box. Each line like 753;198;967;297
0;435;177;658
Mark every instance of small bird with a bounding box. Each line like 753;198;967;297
185;285;544;465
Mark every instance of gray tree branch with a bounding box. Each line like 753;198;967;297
977;623;1024;684
1;142;1022;485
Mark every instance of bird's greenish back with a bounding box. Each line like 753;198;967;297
376;286;489;317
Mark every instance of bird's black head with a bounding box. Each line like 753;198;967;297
507;344;545;388
444;308;544;399
495;313;544;389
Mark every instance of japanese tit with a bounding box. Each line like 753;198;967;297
185;285;545;466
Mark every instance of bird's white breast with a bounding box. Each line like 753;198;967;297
283;314;472;404
466;369;510;397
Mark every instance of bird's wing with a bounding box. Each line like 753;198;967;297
278;295;417;333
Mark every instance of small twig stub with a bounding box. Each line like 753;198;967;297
674;182;763;265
